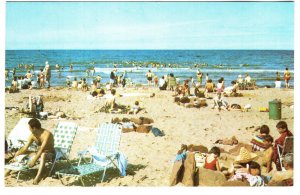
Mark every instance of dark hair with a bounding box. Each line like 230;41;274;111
231;81;236;85
135;101;139;105
91;91;98;97
260;125;270;135
249;161;261;175
218;79;222;83
111;89;116;95
264;134;274;143
208;146;221;157
13;77;17;81
40;69;43;71
99;89;105;94
286;68;288;70
162;76;164;79
28;118;41;129
170;73;174;77
276;121;288;131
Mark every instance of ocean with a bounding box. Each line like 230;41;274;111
5;50;294;87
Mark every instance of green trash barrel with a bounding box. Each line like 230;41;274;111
269;99;281;120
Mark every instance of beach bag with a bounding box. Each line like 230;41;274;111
136;125;152;133
151;127;165;137
231;104;242;109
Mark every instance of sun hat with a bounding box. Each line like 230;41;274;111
235;147;257;163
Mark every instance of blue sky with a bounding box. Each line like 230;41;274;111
6;2;294;50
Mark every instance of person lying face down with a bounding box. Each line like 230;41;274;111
5;118;55;185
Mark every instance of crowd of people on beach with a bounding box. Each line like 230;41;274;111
4;60;294;186
171;121;293;186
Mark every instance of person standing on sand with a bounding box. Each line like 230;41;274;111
44;61;51;88
39;69;45;88
283;68;291;88
197;71;203;87
91;65;95;77
12;67;16;77
205;73;209;84
146;70;153;87
5;118;55;185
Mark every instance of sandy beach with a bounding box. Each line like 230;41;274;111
4;86;294;187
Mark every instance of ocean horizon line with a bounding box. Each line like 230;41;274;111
5;49;294;51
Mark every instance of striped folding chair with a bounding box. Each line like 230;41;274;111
277;136;293;170
56;123;125;186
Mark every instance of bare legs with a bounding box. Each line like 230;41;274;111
33;153;47;185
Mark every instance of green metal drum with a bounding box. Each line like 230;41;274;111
269;99;282;120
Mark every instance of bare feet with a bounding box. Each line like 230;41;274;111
33;177;41;185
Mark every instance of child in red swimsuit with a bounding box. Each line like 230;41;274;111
204;146;221;171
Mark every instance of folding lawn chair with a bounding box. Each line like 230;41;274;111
5;118;39;182
6;118;37;152
56;123;127;186
49;121;78;176
5;121;78;182
277;136;293;170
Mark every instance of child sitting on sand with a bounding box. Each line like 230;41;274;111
204;146;221;171
229;161;265;186
82;78;88;91
250;125;272;152
128;101;140;114
212;93;229;111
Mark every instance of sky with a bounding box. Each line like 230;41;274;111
5;1;294;50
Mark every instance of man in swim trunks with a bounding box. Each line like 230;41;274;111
5;118;55;185
283;68;291;88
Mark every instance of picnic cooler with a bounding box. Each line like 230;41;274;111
269;99;281;120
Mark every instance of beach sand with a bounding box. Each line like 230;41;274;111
4;87;294;186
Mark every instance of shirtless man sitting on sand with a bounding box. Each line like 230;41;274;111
5;118;55;185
